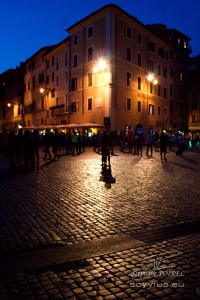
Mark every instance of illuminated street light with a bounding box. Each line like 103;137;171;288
93;59;107;73
147;73;158;85
7;103;11;107
40;87;45;94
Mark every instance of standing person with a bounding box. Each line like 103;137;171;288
119;130;125;152
23;130;33;171
176;134;185;156
71;130;79;155
32;129;40;169
43;129;52;160
137;134;143;157
7;130;16;168
101;130;110;167
154;132;159;152
160;131;168;161
65;131;72;155
146;132;154;156
15;129;23;168
52;129;60;161
127;131;134;153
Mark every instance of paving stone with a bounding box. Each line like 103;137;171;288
0;148;199;299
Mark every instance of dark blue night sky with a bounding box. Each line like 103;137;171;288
1;0;199;73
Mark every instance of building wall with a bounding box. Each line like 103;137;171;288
1;4;191;136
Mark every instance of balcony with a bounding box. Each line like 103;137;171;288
49;104;69;116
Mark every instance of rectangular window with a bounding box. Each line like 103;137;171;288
149;41;155;51
127;47;132;62
164;88;167;98
88;47;93;62
138;101;141;112
74;35;78;46
170;84;173;97
158;85;161;97
158;106;161;116
150;82;153;94
41;97;44;110
163;67;167;78
65;52;68;66
52;57;55;66
138;53;142;66
158;47;164;57
73;54;78;67
88;73;92;87
170;104;173;114
148;59;154;72
126;26;132;39
87;26;93;39
126;98;131;111
87;98;92;110
56;57;59;70
138;33;142;44
127;72;131;87
158;64;161;76
138;76;141;90
71;102;77;113
51;89;55;98
18;104;21;116
149;104;154;115
192;115;195;123
65;72;68;83
52;72;54;82
72;78;77;91
56;76;59;86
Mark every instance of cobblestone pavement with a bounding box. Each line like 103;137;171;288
0;147;200;299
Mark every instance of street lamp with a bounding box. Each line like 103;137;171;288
93;58;107;74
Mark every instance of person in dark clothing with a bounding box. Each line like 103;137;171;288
43;129;52;160
23;130;34;170
160;131;168;161
32;129;40;169
101;130;110;166
52;129;60;161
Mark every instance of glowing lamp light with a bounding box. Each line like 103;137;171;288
153;79;158;85
40;88;45;93
93;59;107;73
7;103;11;107
147;73;158;85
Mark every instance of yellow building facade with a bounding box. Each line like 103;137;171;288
22;4;190;135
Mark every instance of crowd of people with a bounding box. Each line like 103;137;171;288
0;128;199;171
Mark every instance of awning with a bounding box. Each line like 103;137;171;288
57;123;104;129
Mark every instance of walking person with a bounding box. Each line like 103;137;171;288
160;131;168;161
